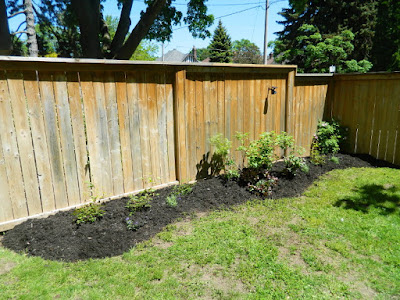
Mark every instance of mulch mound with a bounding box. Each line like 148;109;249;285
2;153;397;262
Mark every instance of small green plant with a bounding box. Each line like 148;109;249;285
125;217;141;231
247;173;278;197
73;202;105;224
310;138;326;165
166;194;178;207
126;190;155;214
284;155;309;176
210;134;238;179
330;156;340;164
172;183;194;197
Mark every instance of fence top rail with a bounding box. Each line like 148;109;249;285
333;71;400;81
0;56;297;73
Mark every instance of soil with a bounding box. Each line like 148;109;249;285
2;153;397;262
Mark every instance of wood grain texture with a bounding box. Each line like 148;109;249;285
53;72;81;206
23;71;56;211
0;71;27;219
104;71;124;195
0;130;13;222
7;71;42;215
38;71;69;209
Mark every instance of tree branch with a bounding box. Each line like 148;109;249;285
109;0;133;58
11;30;28;35
8;10;25;18
100;13;111;53
115;0;167;60
15;20;26;32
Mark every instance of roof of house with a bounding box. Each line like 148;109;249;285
156;49;186;62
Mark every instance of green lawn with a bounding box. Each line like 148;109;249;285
1;167;399;299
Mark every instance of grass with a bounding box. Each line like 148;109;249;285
0;167;399;299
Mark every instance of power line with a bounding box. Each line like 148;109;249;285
174;5;262;31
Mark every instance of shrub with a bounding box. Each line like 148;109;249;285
315;120;343;154
310;138;326;165
172;183;194;197
73;202;105;224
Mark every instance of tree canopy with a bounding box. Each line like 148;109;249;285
5;0;214;59
232;39;262;64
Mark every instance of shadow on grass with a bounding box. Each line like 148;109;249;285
334;184;400;215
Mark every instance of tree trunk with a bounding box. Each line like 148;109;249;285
71;0;102;58
24;0;38;57
115;0;167;60
0;0;12;55
108;0;133;58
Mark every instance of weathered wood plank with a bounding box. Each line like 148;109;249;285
0;132;13;222
146;72;162;186
53;72;81;207
115;72;134;192
8;71;42;215
126;72;144;190
137;71;153;187
195;73;205;176
174;70;188;182
104;71;124;194
185;76;196;179
165;73;176;182
0;71;27;219
38;71;69;209
217;74;225;136
91;72;113;196
156;72;169;184
23;71;56;211
224;74;232;139
203;73;212;158
236;76;244;165
66;72;90;202
386;81;400;163
254;78;261;137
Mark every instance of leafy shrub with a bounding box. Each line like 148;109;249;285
315;120;343;154
248;173;278;196
73;202;105;224
126;190;155;214
284;155;309;176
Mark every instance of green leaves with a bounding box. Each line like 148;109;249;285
209;20;233;63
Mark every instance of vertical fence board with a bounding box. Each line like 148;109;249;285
156;72;169;184
7;71;42;215
146;72;162;186
0;71;27;219
195;74;205;172
104;71;124;195
38;72;69;209
53;72;81;206
165;73;176;182
126;72;144;190
66;72;90;202
0;132;13;222
23;71;56;211
115;72;134;192
186;77;196;179
217;75;225;137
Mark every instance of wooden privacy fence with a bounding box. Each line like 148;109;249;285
0;57;296;231
1;57;399;231
326;73;400;165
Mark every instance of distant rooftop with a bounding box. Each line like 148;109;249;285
157;48;198;63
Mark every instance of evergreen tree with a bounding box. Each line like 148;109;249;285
273;0;377;69
209;20;232;63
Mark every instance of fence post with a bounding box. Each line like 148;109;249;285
285;70;295;154
173;69;188;183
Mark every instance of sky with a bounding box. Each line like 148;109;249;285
8;0;289;57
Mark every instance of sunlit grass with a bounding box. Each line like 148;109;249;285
0;167;399;299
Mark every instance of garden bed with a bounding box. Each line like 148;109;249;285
1;153;397;262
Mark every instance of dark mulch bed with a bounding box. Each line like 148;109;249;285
2;153;397;262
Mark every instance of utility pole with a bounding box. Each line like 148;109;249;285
263;0;269;64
